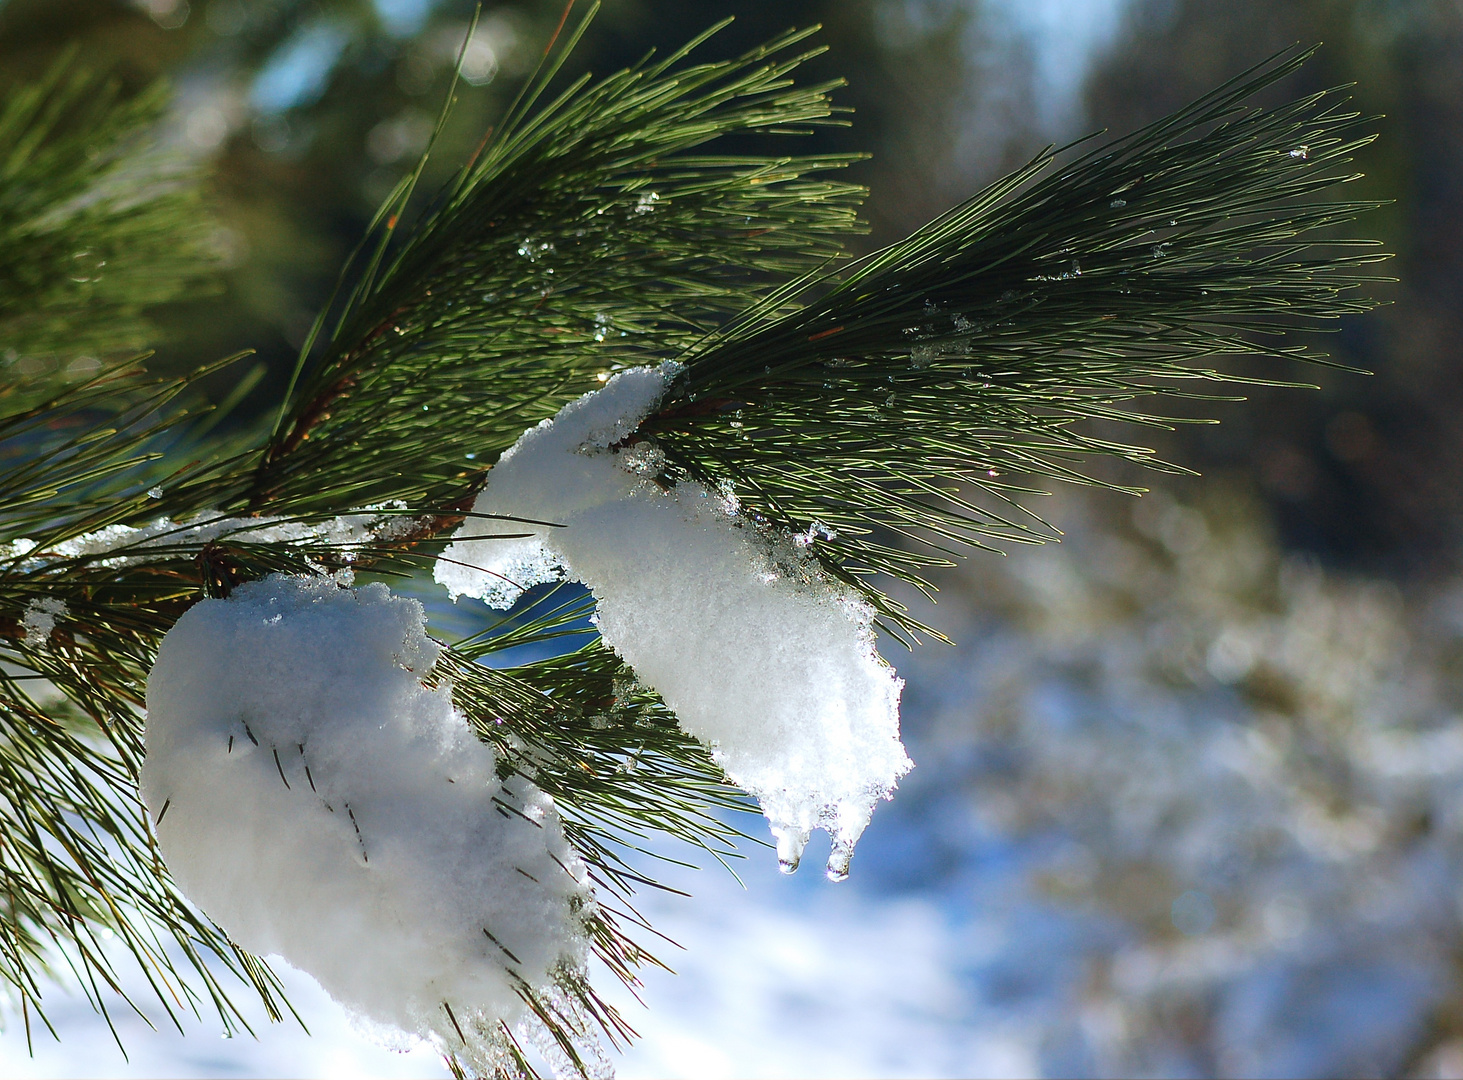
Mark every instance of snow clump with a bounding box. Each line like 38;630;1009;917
436;364;911;879
142;575;592;1064
21;597;66;647
7;506;424;571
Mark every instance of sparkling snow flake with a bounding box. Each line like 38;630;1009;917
142;575;591;1059
436;365;912;879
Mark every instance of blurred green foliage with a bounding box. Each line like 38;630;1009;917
0;48;220;407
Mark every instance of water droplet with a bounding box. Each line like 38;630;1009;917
826;843;853;882
1289;145;1309;160
776;829;809;874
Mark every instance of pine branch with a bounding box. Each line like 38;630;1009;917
0;364;306;1038
243;7;866;515
0;18;1390;1075
637;47;1388;640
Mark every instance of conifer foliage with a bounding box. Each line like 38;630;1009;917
0;5;1384;1076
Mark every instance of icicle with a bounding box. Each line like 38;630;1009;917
142;575;592;1056
437;365;912;878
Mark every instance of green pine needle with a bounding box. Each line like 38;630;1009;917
642;46;1387;640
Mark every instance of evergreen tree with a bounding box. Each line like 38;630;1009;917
0;6;1385;1076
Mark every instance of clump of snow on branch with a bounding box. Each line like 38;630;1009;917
437;365;911;879
21;597;66;647
142;575;594;1065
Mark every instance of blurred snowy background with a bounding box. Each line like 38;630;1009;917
6;0;1463;1076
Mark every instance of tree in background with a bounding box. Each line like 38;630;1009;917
0;1;1386;1076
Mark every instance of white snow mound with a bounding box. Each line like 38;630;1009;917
142;575;591;1055
436;364;912;878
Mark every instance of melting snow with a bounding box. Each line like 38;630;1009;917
436;365;911;879
6;506;425;569
142;575;592;1067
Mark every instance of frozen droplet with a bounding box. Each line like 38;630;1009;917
826;842;853;882
1289;145;1309;159
910;343;935;369
776;829;809;874
147;486;164;499
1110;198;1127;208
